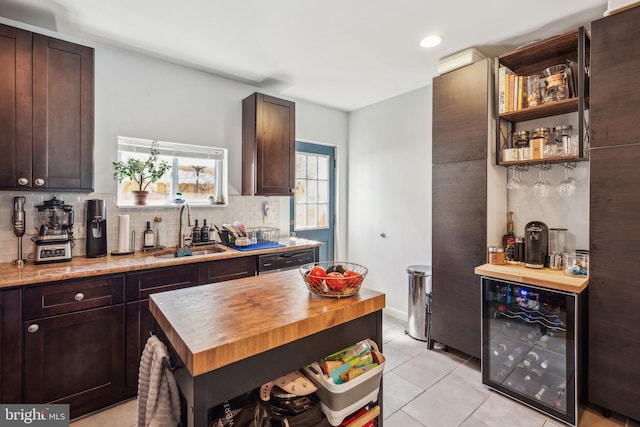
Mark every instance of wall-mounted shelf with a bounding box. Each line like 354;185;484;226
495;27;590;167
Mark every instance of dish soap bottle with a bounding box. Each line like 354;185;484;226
192;220;201;244
143;221;155;248
201;219;210;242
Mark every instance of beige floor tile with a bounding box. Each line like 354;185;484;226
384;409;427;427
392;345;466;390
381;344;413;372
383;315;408;344
461;392;547;427
402;369;490;426
382;371;424;419
70;398;137;427
384;333;431;358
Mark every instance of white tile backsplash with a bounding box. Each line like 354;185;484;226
0;191;283;264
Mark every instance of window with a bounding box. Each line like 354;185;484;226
294;152;330;230
116;137;228;207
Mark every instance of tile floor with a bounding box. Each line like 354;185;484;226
71;314;637;427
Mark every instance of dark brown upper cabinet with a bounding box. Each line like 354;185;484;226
242;92;296;196
433;60;490;164
0;23;94;191
590;6;640;148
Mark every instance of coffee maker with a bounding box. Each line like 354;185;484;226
524;221;549;268
86;199;107;258
34;196;74;264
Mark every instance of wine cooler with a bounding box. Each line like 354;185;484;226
481;276;586;426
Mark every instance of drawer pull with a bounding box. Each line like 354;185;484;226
18;177;29;186
28;324;39;333
74;292;85;301
34;178;45;186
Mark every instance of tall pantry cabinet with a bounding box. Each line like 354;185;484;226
588;5;640;421
431;59;506;358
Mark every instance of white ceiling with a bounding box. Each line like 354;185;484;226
2;0;608;111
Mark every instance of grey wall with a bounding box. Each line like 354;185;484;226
348;86;433;317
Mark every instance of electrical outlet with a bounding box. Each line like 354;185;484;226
262;203;274;223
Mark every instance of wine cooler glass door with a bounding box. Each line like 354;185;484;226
481;277;577;425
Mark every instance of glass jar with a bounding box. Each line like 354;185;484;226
543;64;569;102
530;127;550;159
488;247;506;265
513;130;530;160
564;252;589;276
553;125;573;156
527;75;542;107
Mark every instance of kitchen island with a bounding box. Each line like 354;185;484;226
150;268;386;427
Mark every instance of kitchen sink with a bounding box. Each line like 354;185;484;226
153;245;227;259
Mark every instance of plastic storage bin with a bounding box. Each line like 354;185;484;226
302;341;385;426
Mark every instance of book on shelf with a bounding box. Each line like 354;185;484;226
498;67;506;113
498;66;513;113
508;73;516;113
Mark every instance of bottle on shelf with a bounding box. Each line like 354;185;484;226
535;385;549;401
192;220;201;244
503;211;516;262
523;351;540;367
507;346;524;362
491;343;509;357
143;221;155;248
201;219;210;242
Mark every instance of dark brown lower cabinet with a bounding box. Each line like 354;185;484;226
125;265;199;395
1;289;22;403
589;144;640;420
23;304;126;419
199;256;257;284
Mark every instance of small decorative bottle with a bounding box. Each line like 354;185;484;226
143;221;155;248
192;220;201;244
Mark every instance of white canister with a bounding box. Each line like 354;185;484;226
503;148;519;162
519;147;531;160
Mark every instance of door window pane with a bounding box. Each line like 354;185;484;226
294;152;330;230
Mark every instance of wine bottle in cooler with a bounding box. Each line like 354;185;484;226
523;350;540;367
508;346;524;362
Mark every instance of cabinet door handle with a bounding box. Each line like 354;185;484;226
27;324;39;333
74;292;85;301
289;188;296;194
17;177;29;186
34;178;45;186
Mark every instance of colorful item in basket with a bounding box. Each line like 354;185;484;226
320;340;381;385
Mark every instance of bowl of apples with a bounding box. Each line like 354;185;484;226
300;262;367;297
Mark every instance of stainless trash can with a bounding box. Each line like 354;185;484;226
407;265;432;341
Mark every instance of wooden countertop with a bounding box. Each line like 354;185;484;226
474;263;588;293
0;238;321;289
149;269;386;377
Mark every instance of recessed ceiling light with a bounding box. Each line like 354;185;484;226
420;35;442;48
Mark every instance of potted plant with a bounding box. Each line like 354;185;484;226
113;140;171;205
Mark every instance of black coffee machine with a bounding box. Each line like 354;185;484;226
524;221;548;268
86;199;107;258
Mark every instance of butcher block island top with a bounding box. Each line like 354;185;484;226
149;269;386;377
475;263;588;293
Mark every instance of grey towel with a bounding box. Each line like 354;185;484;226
137;335;181;427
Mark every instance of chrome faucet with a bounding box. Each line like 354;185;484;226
178;202;193;249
